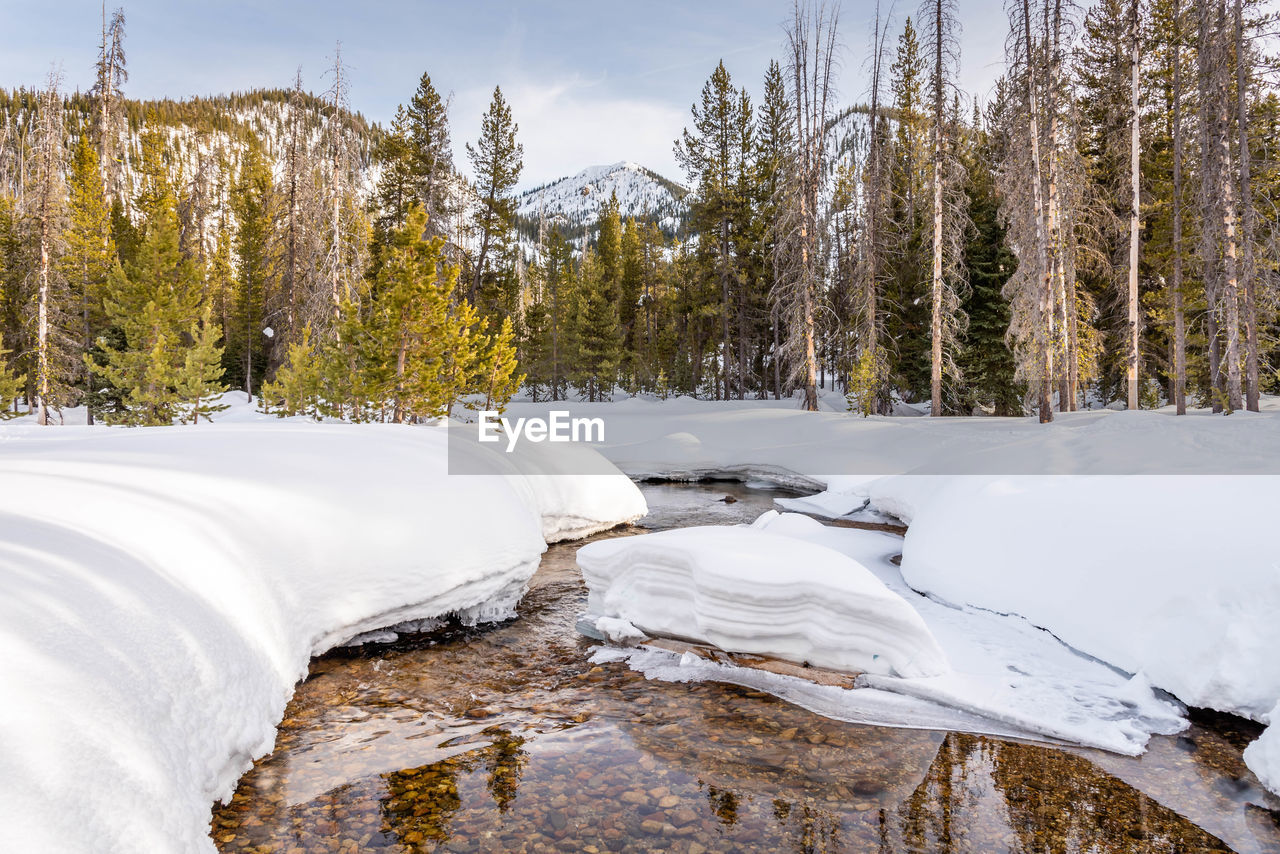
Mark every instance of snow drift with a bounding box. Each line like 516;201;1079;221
578;515;950;679
883;476;1280;722
0;422;644;854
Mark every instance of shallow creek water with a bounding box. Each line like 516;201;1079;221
212;482;1280;854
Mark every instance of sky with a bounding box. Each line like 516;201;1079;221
1;0;1012;190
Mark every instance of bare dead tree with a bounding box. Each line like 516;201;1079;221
1125;0;1142;409
320;43;367;331
921;0;970;414
850;1;894;415
1197;0;1243;412
775;0;841;412
1235;0;1260;411
93;5;127;202
1171;0;1188;414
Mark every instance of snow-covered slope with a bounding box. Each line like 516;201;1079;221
516;161;688;236
0;417;644;854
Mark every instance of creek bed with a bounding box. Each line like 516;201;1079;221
212;482;1280;854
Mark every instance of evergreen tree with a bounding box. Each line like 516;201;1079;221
0;333;25;417
476;316;522;413
958;110;1022;415
574;251;621;402
466;87;522;312
675;60;750;399
61;134;115;424
260;324;324;419
226;142;277;397
405;72;454;238
176;305;229;423
372;105;417;244
365;205;454;422
92;196;206;425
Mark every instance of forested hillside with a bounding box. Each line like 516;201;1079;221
2;0;1278;426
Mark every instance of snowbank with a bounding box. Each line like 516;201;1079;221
886;476;1280;722
1245;707;1280;795
577;514;949;678
0;422;643;854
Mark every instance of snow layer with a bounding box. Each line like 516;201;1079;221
883;476;1280;722
0;421;643;854
577;515;949;678
1245;706;1280;796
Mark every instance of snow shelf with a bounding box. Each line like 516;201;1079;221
577;516;950;680
0;422;645;854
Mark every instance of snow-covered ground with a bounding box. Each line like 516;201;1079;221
505;394;1280;477
0;402;644;854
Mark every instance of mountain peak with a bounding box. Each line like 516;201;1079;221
517;161;688;235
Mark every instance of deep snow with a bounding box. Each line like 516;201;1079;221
578;515;949;679
0;417;644;854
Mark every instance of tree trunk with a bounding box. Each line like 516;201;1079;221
1171;0;1187;414
1234;0;1259;411
929;0;945;416
1127;0;1142;410
1023;0;1054;423
37;218;50;426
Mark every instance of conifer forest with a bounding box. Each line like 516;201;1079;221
2;0;1279;428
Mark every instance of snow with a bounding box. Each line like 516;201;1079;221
881;476;1280;722
505;394;1280;478
0;418;644;854
578;513;949;678
516;161;687;234
1245;706;1280;795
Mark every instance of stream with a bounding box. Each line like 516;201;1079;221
212;481;1280;854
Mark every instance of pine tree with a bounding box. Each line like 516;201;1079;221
260;325;324;419
176;305;228;423
466;87;522;312
574;251;621;402
373;105;416;243
405;72;454;238
958;108;1022;414
0;333;25;418
476;316;522;413
366;205;454;422
675;60;748;400
93;195;206;425
61;134;115;424
755;59;795;399
226;142;277;398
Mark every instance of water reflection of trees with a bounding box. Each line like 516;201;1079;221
871;733;1236;853
990;740;1234;854
379;727;529;849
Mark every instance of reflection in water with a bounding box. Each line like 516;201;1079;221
212;482;1280;853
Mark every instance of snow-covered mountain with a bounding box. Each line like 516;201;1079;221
516;161;689;239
